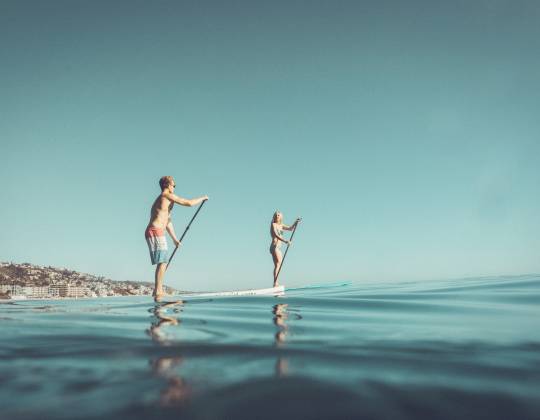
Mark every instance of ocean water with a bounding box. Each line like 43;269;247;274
1;275;540;420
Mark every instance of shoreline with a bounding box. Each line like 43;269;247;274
0;292;192;303
0;294;154;302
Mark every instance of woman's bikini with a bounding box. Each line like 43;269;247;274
270;225;283;254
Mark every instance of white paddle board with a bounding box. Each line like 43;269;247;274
179;285;285;298
285;281;352;291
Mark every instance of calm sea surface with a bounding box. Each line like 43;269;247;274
1;275;540;419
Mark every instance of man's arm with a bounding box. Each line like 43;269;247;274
166;219;180;247
164;193;208;207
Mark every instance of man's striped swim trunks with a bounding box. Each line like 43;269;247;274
145;226;168;265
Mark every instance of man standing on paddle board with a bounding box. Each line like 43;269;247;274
145;176;208;302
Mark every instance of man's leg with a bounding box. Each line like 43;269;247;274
154;263;167;301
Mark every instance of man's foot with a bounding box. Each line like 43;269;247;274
154;294;163;303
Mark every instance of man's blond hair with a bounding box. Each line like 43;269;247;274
159;176;174;191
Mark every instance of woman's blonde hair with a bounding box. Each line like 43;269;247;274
272;211;282;224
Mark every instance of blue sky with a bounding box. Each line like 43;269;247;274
1;1;539;290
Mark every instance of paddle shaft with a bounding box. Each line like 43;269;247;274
275;220;300;282
166;200;206;269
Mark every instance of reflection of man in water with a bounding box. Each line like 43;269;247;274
147;300;182;343
147;301;192;406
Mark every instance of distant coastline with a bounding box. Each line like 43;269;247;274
0;262;179;300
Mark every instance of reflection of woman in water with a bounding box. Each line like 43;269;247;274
273;303;289;346
273;303;289;377
272;303;302;377
270;211;300;287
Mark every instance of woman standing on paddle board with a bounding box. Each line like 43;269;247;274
270;211;300;287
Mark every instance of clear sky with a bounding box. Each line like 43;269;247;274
1;0;539;291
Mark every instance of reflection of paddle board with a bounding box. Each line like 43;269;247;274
153;298;213;307
285;281;352;291
179;285;285;298
155;300;184;307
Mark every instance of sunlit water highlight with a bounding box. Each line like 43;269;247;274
1;275;540;419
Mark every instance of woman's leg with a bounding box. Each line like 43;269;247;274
272;248;283;287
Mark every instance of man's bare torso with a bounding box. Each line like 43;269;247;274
148;194;174;229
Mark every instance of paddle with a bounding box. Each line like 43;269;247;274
275;218;301;282
166;200;207;270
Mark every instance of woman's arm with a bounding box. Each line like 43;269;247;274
282;218;300;231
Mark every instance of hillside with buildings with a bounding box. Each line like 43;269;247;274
0;262;178;299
